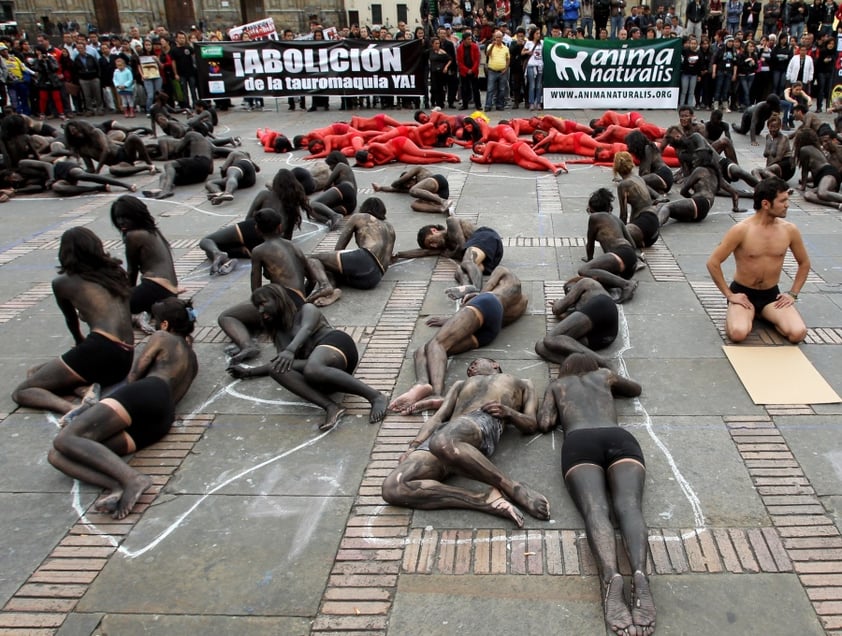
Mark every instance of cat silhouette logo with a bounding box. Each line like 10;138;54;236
550;42;588;82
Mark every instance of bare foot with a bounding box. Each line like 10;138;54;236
212;192;234;205
313;288;342;307
372;183;383;192
133;312;156;335
369;394;388;423
230;344;261;364
407;395;444;414
114;473;152;519
224;343;241;356
128;184;138;192
217;258;237;276
445;284;478;300
210;253;228;275
510;482;551;520
631;571;656;636
94;490;121;514
604;574;636;636
319;405;346;432
618;280;638;304
485;488;524;527
59;383;101;427
388;383;434;413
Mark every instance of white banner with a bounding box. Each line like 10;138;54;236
542;86;679;110
228;17;278;42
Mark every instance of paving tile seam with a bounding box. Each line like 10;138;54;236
0;415;216;634
313;281;427;634
724;415;842;628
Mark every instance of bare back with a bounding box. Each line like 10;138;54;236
123;230;177;287
251;237;309;294
52;274;133;343
131;330;198;403
617;175;656;223
541;370;641;434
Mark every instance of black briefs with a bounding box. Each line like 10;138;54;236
337;248;384;289
112;376;175;450
814;163;841;187
313;329;359;372
777;156;795;181
432;173;450;199
285;286;306;310
173;155;213;185
464;227;504;274
61;332;133;387
578;294;619;350
130;278;176;315
53;161;76;182
691;195;711;222
561;427;645;477
610;243;637;279
655;164;674;191
729;280;781;314
335;181;358;214
466;292;504;346
232;158;257;188
236;219;262;253
629;210;660;247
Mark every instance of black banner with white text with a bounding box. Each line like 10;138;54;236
196;39;424;98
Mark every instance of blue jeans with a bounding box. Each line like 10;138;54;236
485;68;508;110
610;15;624;38
679;73;698;108
143;77;162;111
527;65;543;107
581;17;593;37
790;22;805;41
714;73;732;103
738;74;754;108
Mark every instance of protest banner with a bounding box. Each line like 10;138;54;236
542;38;681;110
196;39;424;99
228;17;278;41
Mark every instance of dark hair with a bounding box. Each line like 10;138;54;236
291;166;316;194
753;176;790;211
588;187;615;213
271;168;310;235
623;129;652;160
559;352;600;376
151;297;196;337
326;150;349;167
292;134;305;149
678;105;694;116
273;135;292;153
110;195;158;234
793;104;808;114
416;224;444;248
354;149;370;164
254;208;283;235
251;284;297;334
58;227;131;300
359;196;387;219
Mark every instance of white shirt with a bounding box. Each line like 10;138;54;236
786;54;814;84
524;40;543;68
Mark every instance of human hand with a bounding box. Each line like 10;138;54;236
774;292;796;308
272;349;295;373
426;316;447;327
727;292;752;310
481;401;511;419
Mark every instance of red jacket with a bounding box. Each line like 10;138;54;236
456;40;480;77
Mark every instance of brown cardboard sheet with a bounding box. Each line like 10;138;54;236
723;346;841;405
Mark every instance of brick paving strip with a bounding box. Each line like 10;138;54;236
0;414;215;634
726;413;842;632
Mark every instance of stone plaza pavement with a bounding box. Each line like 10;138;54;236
0;103;842;636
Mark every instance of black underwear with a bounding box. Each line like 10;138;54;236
432;173;450;199
729;280;781;315
111;376;175;450
466;292;504;346
719;156;736;183
232;158;257;188
61;332;134;387
338;248;384;289
814;163;841;187
561;427;645;477
629;211;660;247
578;295;619;350
464;227;504;274
313;329;359;372
130;278;176;315
285;286;306;310
173;155;213;185
777;156;795;181
236;219;262;253
52;161;76;182
335;181;358;214
691;195;711;221
610;243;637;279
655;164;674;191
